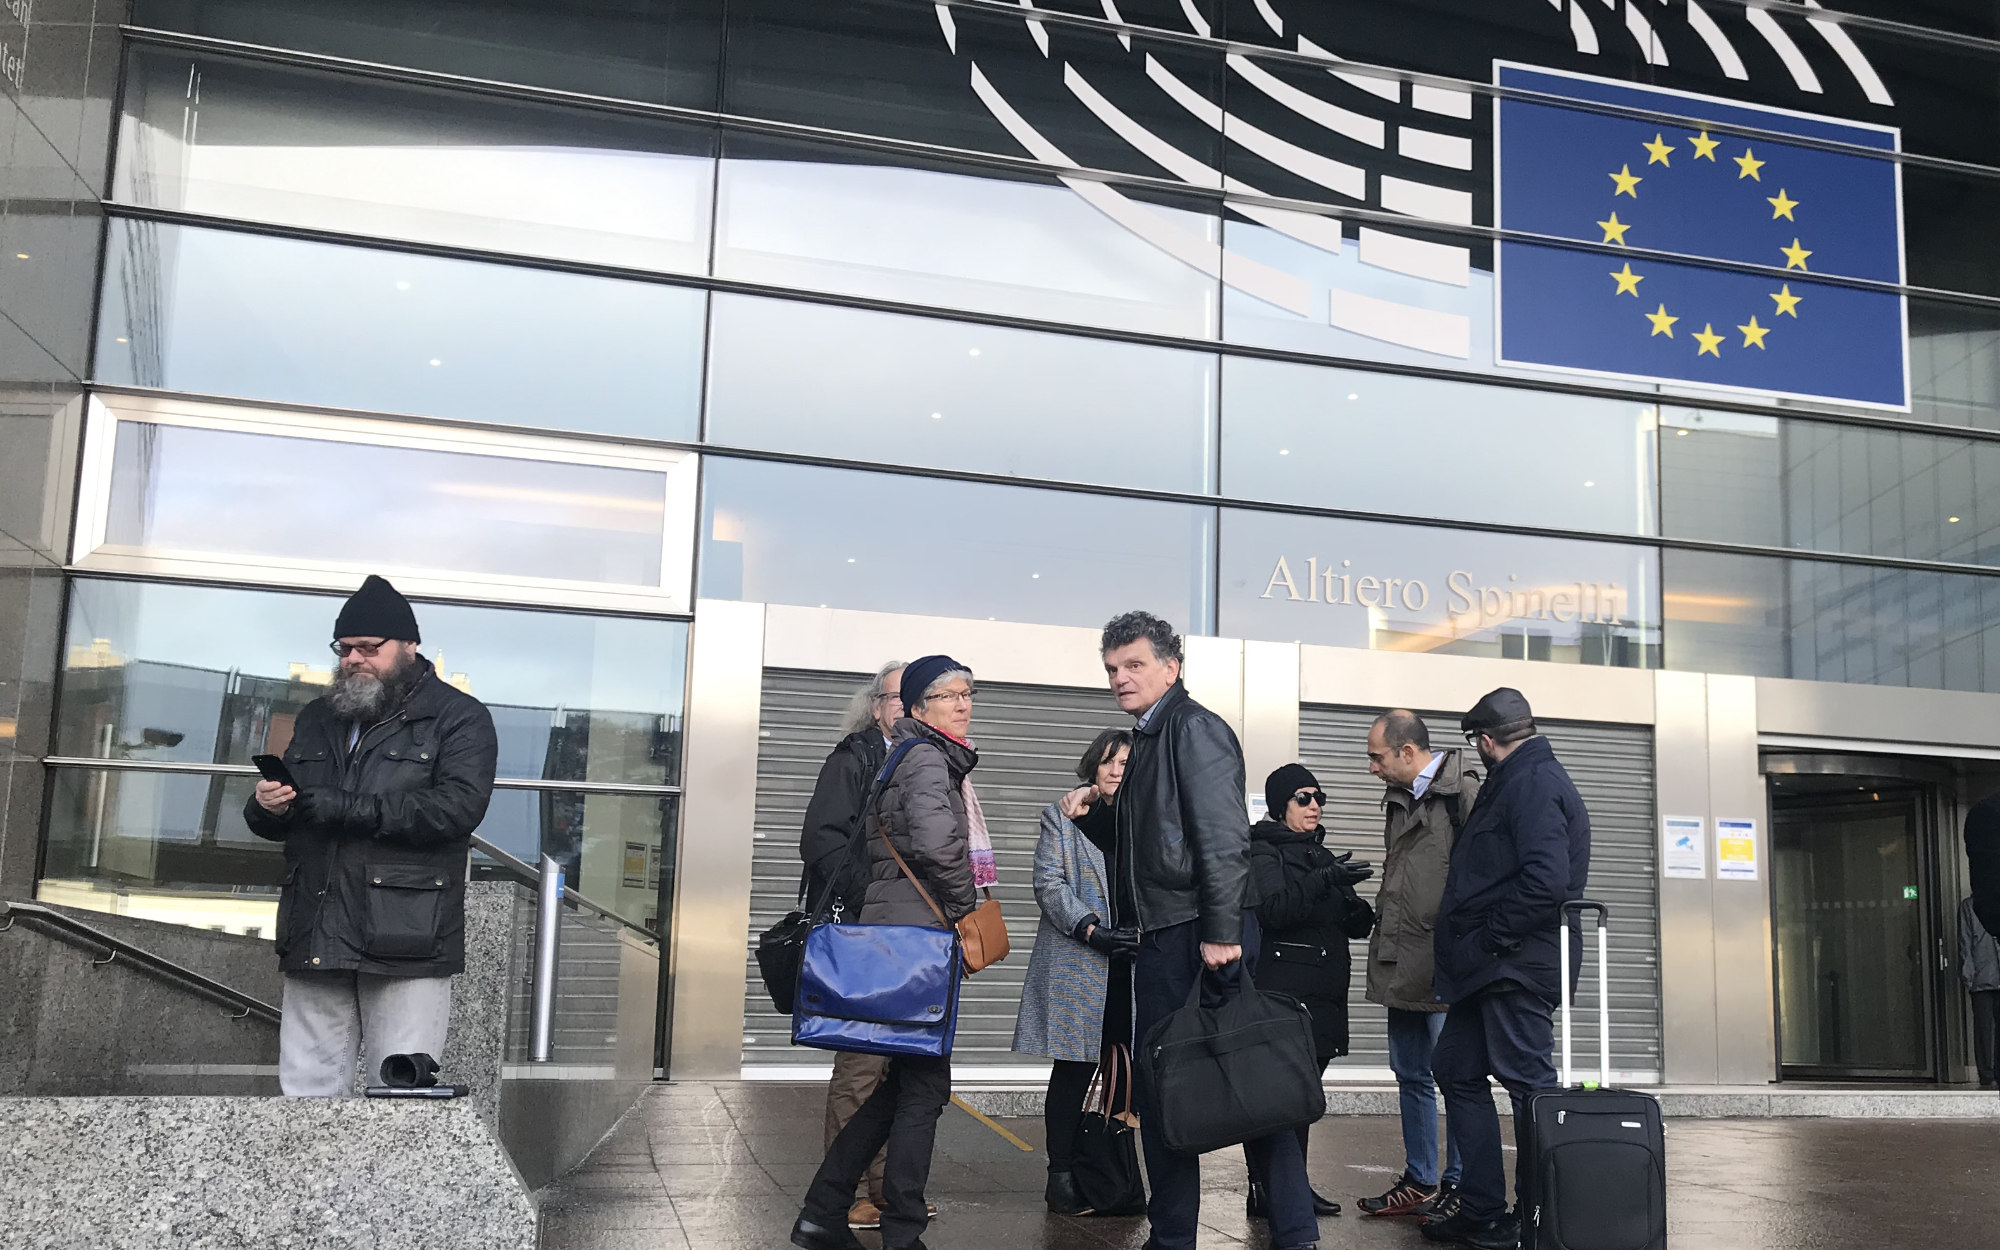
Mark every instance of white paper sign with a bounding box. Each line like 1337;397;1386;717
1716;818;1760;881
1248;794;1268;825
1662;816;1706;880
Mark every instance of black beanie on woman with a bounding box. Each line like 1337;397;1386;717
1264;762;1319;821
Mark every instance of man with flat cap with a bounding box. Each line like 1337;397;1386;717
1421;689;1590;1250
246;575;499;1096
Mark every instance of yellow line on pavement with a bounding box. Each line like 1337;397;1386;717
951;1095;1034;1152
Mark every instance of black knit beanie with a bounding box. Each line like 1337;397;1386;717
334;575;421;643
1264;763;1319;820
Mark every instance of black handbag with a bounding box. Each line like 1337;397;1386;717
1137;962;1326;1156
1071;1044;1146;1216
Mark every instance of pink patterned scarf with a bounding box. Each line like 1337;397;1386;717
963;778;998;889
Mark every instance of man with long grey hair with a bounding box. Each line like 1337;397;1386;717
799;660;908;1232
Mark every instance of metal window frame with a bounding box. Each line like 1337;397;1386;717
73;391;700;614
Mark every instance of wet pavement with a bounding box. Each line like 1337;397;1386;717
537;1082;2000;1249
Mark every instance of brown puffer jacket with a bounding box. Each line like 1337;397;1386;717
1365;748;1480;1013
861;718;979;928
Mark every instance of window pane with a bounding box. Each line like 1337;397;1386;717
1221;358;1657;534
700;458;1213;631
97;419;671;589
117;49;714;273
55;578;688;784
705;294;1217;492
1220;508;1660;667
1662;411;2000;566
1664;549;2000;693
475;793;678;932
722;0;1224;179
97;220;706;440
715;134;1220;338
132;0;724;110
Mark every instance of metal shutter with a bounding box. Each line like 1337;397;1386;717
1297;707;1663;1081
743;668;1127;1068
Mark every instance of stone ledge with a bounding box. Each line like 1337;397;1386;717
0;1096;536;1249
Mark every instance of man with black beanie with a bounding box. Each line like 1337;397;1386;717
1422;688;1589;1250
246;575;499;1096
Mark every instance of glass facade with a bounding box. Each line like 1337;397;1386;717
22;0;2000;939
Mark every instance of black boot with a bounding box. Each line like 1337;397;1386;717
791;1215;867;1250
1310;1188;1342;1217
1045;1170;1092;1215
1246;1181;1269;1219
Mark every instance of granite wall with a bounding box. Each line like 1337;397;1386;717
0;1096;536;1249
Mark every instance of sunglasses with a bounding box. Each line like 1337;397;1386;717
1291;789;1327;807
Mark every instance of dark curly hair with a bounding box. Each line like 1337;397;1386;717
1100;610;1183;665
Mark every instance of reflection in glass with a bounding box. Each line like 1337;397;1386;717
1661;409;1999;566
40;771;677;935
722;0;1223;179
1220;508;1660;666
99;420;670;588
715;135;1220;338
117;49;714;274
96;221;706;440
476;793;678;932
131;0;723;110
1663;549;2000;693
706;294;1217;492
55;578;688;784
1222;357;1657;534
1908;298;2000;433
700;457;1213;632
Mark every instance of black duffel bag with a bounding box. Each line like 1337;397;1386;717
754;907;812;1013
1138;961;1326;1156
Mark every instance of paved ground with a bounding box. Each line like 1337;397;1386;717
537;1082;2000;1249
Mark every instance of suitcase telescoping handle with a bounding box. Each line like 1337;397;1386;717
1558;899;1611;1090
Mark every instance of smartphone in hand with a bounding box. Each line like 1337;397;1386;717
251;753;297;790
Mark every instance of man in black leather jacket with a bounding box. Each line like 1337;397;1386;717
1062;611;1319;1250
245;576;498;1096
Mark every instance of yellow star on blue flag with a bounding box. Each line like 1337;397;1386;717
1493;65;1908;410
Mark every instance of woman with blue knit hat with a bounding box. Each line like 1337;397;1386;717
794;654;981;1250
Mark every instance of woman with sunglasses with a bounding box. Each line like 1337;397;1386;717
1244;764;1376;1221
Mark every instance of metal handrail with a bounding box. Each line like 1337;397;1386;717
469;835;660;945
0;900;282;1025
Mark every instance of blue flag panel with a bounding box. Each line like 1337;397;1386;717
1494;64;1908;410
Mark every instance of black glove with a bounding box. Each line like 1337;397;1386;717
1312;851;1374;893
1085;925;1141;957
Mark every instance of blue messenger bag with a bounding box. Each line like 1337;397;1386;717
791;739;964;1058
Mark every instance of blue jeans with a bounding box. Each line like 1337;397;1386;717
1132;916;1318;1250
1386;1007;1462;1188
1431;982;1558;1222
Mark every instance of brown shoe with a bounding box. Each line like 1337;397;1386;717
847;1200;882;1230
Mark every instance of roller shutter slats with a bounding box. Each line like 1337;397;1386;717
744;668;1126;1067
1298;707;1663;1079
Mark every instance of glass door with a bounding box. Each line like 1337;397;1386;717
1771;778;1934;1079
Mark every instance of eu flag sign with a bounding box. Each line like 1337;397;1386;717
1494;64;1908;411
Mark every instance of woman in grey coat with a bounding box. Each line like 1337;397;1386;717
1012;728;1136;1214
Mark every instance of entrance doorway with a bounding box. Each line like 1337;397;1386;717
1768;763;1938;1080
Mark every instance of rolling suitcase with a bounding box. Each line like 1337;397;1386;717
1523;900;1667;1250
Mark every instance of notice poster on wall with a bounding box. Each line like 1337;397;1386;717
1716;819;1760;882
1662;816;1706;880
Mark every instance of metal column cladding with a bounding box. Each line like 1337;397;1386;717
1299;706;1663;1082
742;668;1126;1070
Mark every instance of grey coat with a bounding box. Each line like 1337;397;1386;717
1012;803;1112;1063
860;717;979;928
1366;749;1480;1013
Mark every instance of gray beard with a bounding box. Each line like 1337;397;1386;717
326;653;419;724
